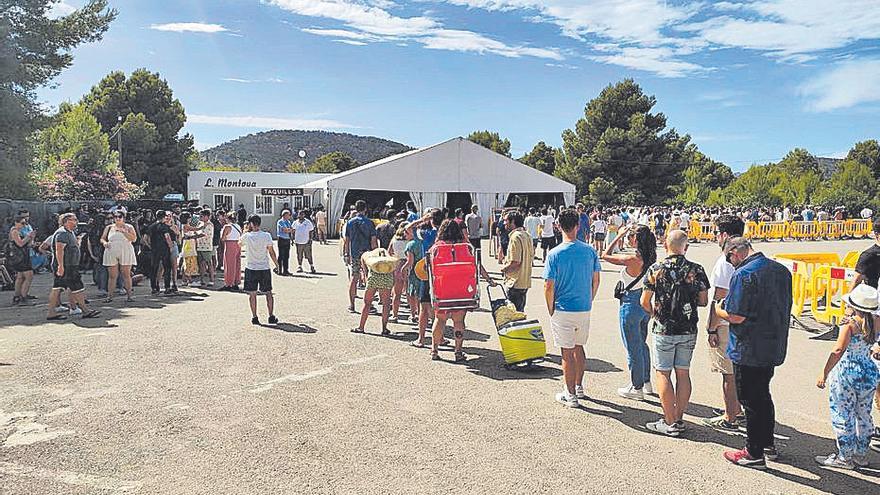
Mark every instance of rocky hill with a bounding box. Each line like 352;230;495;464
200;130;412;171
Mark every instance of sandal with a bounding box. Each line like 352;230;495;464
350;328;365;334
430;351;441;361
348;306;357;313
410;341;425;348
82;310;101;319
381;329;391;336
454;351;467;363
46;314;67;321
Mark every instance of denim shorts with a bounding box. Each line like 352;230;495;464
652;331;697;371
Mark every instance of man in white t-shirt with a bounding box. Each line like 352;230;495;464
315;207;328;244
538;208;557;262
240;215;279;325
703;214;746;433
292;210;316;273
524;208;541;253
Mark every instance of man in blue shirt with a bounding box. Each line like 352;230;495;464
714;237;791;470
544;208;601;408
576;203;590;243
343;200;377;312
276;210;293;276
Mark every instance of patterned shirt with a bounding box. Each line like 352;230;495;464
644;255;710;335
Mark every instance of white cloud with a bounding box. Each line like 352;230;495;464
335;39;368;45
799;58;880;111
188;114;356;130
421;29;562;59
270;0;561;60
149;22;229;33
301;28;378;40
545;63;579;70
442;1;880;76
591;48;708;78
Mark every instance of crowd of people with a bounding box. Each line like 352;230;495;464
339;200;880;472
5;197;880;473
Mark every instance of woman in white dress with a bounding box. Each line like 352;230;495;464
102;210;138;302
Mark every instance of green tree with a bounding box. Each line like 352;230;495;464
558;79;692;204
588;177;615;205
31;103;140;200
0;0;116;197
846;140;880;178
673;147;734;205
777;148;821;175
519;141;557;174
813;160;879;212
467;130;511;157
707;165;778;207
307;151;357;174
81;69;196;197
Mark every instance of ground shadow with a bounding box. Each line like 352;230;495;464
578;396;880;495
456;345;562;381
262;323;318;334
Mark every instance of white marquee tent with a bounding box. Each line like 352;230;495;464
300;137;576;232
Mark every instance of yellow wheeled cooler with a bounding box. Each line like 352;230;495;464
487;285;546;367
497;319;547;367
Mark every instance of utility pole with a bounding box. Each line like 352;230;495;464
116;115;123;169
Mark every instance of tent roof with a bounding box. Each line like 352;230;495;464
300;137;575;194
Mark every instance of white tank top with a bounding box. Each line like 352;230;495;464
224;223;242;241
620;264;644;291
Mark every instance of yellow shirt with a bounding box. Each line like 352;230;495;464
504;229;534;290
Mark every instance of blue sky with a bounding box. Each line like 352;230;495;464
39;0;880;171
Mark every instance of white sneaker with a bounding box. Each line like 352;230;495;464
69;307;83;316
190;281;202;287
645;418;680;437
115;288;126;295
555;392;580;408
55;305;67;313
575;385;588;399
617;385;644;401
643;381;654;395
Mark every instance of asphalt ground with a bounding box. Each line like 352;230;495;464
1;236;879;494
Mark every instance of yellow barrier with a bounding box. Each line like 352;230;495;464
819;220;846;240
810;266;856;325
774;257;808;318
845;219;872;238
744;221;760;239
688;221;714;242
789;221;820;240
842;250;860;268
758;221;788;241
775;253;842;318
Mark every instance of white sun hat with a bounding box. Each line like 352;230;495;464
845;284;880;312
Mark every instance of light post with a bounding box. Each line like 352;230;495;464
117;115;122;169
298;149;306;172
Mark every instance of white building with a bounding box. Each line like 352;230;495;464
186;171;330;227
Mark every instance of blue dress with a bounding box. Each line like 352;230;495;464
828;324;880;460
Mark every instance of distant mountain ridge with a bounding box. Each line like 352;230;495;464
200;130;412;171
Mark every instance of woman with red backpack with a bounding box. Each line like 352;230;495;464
428;218;495;362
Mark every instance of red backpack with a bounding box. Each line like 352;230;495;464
427;242;479;310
